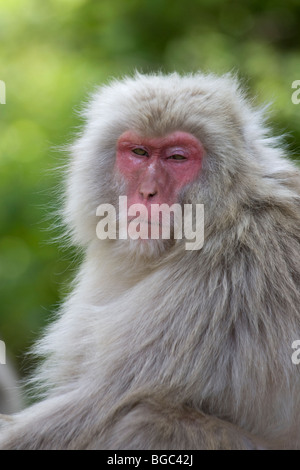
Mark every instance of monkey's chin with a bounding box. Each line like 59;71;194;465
116;236;174;261
113;218;176;260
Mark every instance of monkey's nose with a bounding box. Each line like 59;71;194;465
139;179;158;200
139;187;158;200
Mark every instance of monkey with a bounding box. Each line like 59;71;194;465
0;71;299;449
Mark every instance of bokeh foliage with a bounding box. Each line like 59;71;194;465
0;0;300;377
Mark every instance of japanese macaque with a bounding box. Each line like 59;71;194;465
0;72;300;450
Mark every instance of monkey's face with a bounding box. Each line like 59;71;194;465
66;73;259;257
116;130;204;208
114;130;203;247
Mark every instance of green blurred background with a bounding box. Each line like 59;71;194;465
1;0;300;381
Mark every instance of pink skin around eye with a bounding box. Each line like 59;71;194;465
115;130;204;220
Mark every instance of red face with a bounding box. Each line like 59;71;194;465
115;130;204;219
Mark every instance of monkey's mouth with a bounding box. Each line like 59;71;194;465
127;216;161;227
124;215;176;241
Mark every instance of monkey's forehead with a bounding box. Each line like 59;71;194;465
84;72;250;145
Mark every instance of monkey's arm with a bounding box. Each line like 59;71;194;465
100;399;274;450
0;414;14;427
0;395;274;450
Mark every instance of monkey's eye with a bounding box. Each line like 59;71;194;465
132;148;148;156
168;154;187;160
